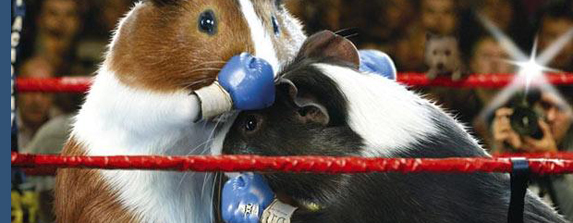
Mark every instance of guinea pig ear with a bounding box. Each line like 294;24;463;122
298;30;360;69
295;97;330;125
276;78;299;100
276;79;330;125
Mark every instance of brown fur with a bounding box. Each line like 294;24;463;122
54;138;140;223
54;1;306;221
109;1;255;92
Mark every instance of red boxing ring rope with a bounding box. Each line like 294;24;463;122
11;152;573;175
398;73;573;88
16;76;92;93
15;73;573;93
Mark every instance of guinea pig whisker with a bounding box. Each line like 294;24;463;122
185;127;220;159
181;68;223;85
186;119;220;156
204;118;221;154
183;80;211;90
183;65;225;76
334;28;359;38
342;33;359;39
187;60;227;71
185;138;214;156
176;171;194;191
187;68;223;73
200;171;214;204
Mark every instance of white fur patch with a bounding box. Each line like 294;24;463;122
210;113;237;156
314;64;439;157
239;0;280;76
72;68;221;223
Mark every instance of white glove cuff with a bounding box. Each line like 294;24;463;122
194;81;233;120
261;199;298;223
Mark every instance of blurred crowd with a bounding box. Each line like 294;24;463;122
13;0;134;222
16;0;134;153
287;0;573;72
12;0;573;222
288;0;573;154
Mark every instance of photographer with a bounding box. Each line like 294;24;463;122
490;87;573;221
491;88;572;153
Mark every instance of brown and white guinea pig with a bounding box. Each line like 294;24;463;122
54;0;305;223
220;31;567;223
425;33;466;81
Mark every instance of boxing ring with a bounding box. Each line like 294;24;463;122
14;73;573;92
11;73;573;223
10;151;573;174
12;72;573;175
11;0;573;220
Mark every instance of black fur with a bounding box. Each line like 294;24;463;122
222;29;566;222
223;61;363;203
222;59;567;222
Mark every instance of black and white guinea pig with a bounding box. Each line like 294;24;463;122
221;31;567;223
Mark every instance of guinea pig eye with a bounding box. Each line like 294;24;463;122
271;15;280;35
243;115;261;133
198;10;217;35
445;50;451;56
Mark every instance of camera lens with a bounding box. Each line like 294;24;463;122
510;106;543;139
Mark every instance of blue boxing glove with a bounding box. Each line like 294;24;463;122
218;53;275;110
194;53;275;120
359;50;397;80
222;173;275;223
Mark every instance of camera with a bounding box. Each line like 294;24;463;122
506;90;543;139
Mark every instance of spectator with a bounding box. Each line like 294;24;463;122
469;35;515;104
285;0;343;35
468;35;516;147
99;0;132;33
34;0;81;74
25;90;81;223
420;0;459;35
360;0;416;53
458;0;532;57
469;36;515;74
490;88;572;154
489;87;573;221
477;0;514;32
76;0;134;74
16;57;55;151
537;0;573;71
381;0;416;40
394;26;427;72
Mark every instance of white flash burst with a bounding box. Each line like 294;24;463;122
476;14;573;118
